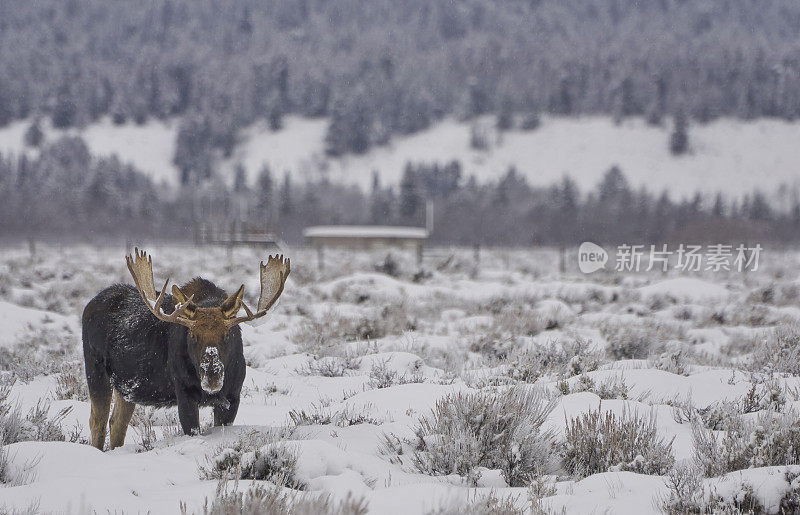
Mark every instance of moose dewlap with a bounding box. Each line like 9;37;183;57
81;248;290;451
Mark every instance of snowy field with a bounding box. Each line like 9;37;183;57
1;115;799;198
1;244;800;513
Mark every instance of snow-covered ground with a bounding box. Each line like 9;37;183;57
0;243;799;513
1;115;799;198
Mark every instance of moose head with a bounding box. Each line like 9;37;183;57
125;248;290;394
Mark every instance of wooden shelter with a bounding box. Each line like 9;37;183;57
303;225;429;269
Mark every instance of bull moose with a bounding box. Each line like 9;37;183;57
82;249;290;450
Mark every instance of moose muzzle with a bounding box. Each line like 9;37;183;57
200;347;224;394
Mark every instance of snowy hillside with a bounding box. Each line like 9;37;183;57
1;116;799;198
1;244;800;513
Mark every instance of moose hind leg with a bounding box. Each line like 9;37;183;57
87;373;111;451
109;390;135;450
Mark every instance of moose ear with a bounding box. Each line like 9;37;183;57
220;284;245;318
171;285;197;318
172;285;188;304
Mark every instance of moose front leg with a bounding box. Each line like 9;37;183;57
213;395;240;427
175;387;201;435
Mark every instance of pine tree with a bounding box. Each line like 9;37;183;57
52;89;77;128
0;81;13;127
369;171;391;224
496;97;514;130
279;173;293;217
256;165;273;227
712;193;725;217
669;110;689;155
399;163;422;221
24;118;44;147
233;164;248;193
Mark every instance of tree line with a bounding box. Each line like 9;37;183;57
0;0;799;177
1;136;798;246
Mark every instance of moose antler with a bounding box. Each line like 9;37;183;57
225;254;290;327
125;248;196;328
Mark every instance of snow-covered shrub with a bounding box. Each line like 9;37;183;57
604;326;656;359
712;302;777;327
200;429;303;489
562;406;674;477
527;472;558;498
0;442;11;485
0;376;69;445
779;468;800;514
0;272;11;298
674;380;789;432
290;310;345;355
131;406;159;452
410;387;556;486
296;356;359;377
291;306;417;355
54;360;88;401
739;379;787;414
368;358;400;388
492;302;546;338
427;492;526;514
693;410;800;476
465;328;517;361
367;359;423;389
651;349;690;376
750;324;800;375
505;338;601;384
375;253;400;277
661;465;800;514
186;482;368;515
0;325;77;382
505;349;546;383
561;375;629;400
671;397;741;431
659;463;706;514
600;318;683;360
565;341;603;377
1;401;70;445
534;300;575;331
661;476;765;515
593;376;630;400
